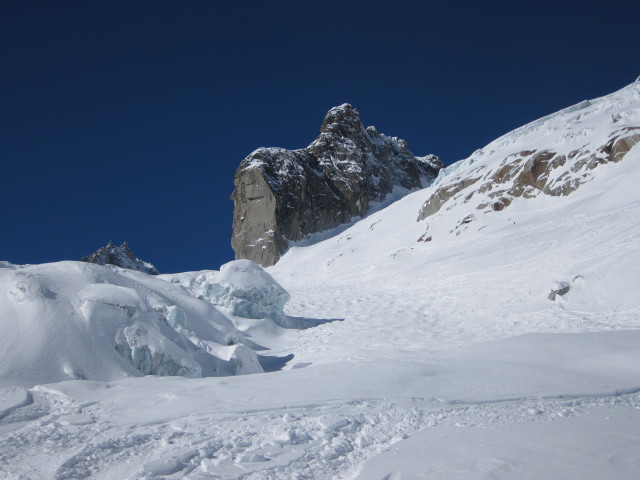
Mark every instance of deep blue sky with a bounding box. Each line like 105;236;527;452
1;1;638;273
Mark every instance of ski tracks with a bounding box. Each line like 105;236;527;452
2;386;639;479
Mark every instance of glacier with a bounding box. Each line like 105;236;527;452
1;82;640;479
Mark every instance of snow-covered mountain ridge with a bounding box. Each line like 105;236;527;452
418;81;640;220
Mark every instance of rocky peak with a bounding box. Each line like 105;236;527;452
319;103;364;137
81;241;159;275
231;104;442;266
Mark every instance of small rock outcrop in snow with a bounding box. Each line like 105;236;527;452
231;104;443;266
417;82;640;221
548;281;571;301
81;241;159;275
548;276;583;301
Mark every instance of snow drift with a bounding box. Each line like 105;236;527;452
0;261;265;388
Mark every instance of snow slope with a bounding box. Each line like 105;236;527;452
270;81;640;364
2;82;640;479
269;156;640;367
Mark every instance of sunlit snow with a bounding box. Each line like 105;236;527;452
2;82;640;479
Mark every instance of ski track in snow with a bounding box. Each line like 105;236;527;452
2;384;639;479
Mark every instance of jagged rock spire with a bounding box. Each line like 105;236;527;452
231;104;443;266
81;242;159;275
319;103;363;136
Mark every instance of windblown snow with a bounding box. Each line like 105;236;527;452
2;82;640;479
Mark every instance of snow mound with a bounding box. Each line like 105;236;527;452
0;261;263;388
162;260;291;327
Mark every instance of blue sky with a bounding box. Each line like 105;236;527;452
1;1;638;273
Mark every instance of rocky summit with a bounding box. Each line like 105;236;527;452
81;241;159;275
231;104;442;266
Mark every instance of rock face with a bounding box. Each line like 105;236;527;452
417;82;640;223
232;104;442;266
81;241;159;275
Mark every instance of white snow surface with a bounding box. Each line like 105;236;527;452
2;82;640;479
0;261;265;388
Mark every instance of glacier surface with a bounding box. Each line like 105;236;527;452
2;82;640;479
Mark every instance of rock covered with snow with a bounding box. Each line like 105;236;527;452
162;260;291;327
81;241;159;275
231;104;442;266
0;261;264;387
417;82;640;221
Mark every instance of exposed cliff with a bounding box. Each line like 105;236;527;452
232;104;442;266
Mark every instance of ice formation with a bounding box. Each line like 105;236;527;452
162;259;291;327
0;261;264;387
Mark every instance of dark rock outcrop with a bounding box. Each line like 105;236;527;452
548;282;571;301
81;241;159;275
232;104;442;266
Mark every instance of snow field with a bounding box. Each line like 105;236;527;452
2;328;639;478
270;148;640;367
